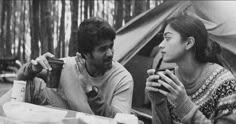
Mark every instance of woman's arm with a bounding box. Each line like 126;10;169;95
146;69;172;124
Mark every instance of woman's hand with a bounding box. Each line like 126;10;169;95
145;69;166;102
146;69;161;92
156;69;188;107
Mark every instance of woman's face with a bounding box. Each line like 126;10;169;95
159;24;186;63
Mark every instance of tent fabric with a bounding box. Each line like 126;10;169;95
114;0;236;76
113;1;191;65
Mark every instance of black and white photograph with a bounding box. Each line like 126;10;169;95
0;0;236;124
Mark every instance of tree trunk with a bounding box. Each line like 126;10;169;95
0;0;7;57
30;0;40;59
61;0;65;57
40;1;54;54
114;0;123;30
68;0;78;56
146;0;150;10
0;0;2;34
22;0;26;63
56;0;65;58
102;0;105;18
18;0;25;62
12;0;16;56
80;0;83;21
89;0;94;18
0;0;5;57
134;0;146;17
125;0;132;23
5;0;12;56
84;0;88;19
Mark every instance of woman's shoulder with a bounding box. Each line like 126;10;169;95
206;63;236;96
207;63;235;82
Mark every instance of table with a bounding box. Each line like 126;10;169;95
0;102;118;124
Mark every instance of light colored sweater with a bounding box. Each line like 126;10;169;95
17;57;133;118
58;57;134;117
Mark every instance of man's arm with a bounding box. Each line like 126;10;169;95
17;52;54;81
59;63;94;114
88;79;133;118
17;62;47;81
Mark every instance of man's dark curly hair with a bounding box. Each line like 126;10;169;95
77;17;116;58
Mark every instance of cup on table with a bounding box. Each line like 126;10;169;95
11;80;26;102
46;57;64;88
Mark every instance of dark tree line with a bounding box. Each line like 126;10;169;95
0;0;164;63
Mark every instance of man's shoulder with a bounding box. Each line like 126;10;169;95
111;61;128;73
109;61;133;80
59;56;77;72
61;56;75;62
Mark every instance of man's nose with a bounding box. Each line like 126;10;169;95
106;48;113;57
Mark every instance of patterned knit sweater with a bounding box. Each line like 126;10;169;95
150;63;236;124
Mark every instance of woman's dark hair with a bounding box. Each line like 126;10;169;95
164;15;208;63
77;17;116;57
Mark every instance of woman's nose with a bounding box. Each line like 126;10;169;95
159;40;165;49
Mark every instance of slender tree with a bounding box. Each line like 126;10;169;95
30;0;40;59
146;0;150;10
5;0;12;56
0;0;7;57
125;0;132;23
89;0;94;18
84;0;89;19
56;0;65;57
68;0;79;56
134;0;146;17
0;0;2;34
22;0;26;62
40;1;54;54
18;0;25;62
12;0;17;56
114;0;123;30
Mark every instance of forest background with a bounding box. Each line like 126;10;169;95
0;0;165;63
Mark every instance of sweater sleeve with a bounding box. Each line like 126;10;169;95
147;91;172;124
88;77;133;118
17;62;47;81
174;80;236;124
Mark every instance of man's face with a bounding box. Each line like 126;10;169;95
86;39;114;72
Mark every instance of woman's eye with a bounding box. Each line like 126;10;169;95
164;37;171;41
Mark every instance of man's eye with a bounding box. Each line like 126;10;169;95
100;47;107;52
110;44;114;49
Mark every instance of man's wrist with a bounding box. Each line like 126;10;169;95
86;86;99;98
28;62;41;74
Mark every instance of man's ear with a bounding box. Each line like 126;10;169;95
83;52;90;59
185;37;195;50
83;53;89;59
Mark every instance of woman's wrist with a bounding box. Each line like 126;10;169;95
174;96;196;119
